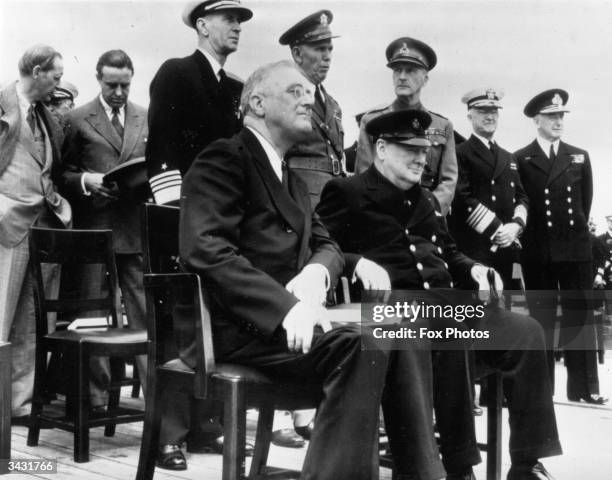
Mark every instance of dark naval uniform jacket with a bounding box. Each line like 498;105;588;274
450;135;528;281
145;50;242;204
316;165;474;290
514;140;593;263
354;100;457;215
285;84;344;208
179;128;344;362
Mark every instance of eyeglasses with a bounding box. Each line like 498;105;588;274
286;84;312;100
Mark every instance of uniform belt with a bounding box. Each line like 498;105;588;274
286;156;342;176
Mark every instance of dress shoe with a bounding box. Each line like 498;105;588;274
186;435;254;456
294;421;314;441
447;468;476;480
156;444;187;471
507;461;555;480
271;428;305;448
568;393;608;405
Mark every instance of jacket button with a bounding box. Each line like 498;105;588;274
431;234;437;242
547;221;553;227
567;186;572;192
545;199;550;205
546;210;551;216
437;247;443;254
510;181;515;187
417;262;423;270
405;228;410;235
423;282;430;289
567;197;572;203
570;220;574;226
544;188;549;194
491;195;496;202
568;208;573;214
410;245;416;252
491;180;495;185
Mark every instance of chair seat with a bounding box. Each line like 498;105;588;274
45;329;147;345
161;358;277;384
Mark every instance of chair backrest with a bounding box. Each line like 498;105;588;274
141;203;214;398
28;227;124;336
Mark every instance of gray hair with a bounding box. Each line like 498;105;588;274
18;44;62;76
240;60;297;116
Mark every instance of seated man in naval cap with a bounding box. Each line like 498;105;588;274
317;109;562;480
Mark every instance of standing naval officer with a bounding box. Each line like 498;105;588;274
280;9;345;209
450;88;528;291
145;0;252;205
354;37;457;215
515;89;608;404
144;0;255;469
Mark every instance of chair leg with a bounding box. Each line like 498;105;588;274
222;380;246;480
74;347;90;463
105;358;123;437
486;373;503;480
248;405;274;478
131;363;141;398
136;371;163;480
27;342;48;447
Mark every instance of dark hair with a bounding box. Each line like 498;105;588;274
95;49;134;76
18;44;62;76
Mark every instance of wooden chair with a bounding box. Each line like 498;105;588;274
136;204;324;480
27;227;148;463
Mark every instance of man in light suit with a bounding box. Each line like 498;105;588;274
60;49;148;407
0;45;72;422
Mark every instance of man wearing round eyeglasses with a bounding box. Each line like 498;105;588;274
280;9;345;209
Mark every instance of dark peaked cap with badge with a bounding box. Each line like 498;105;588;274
523;88;570;117
279;9;339;46
386;37;437;71
461;87;504;109
182;0;253;28
366;109;432;147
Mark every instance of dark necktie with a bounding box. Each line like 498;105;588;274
488;140;497;156
315;85;325;110
549;144;557;166
281;160;290;193
111;107;124;139
27;103;37;134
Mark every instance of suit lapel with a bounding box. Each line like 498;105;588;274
118;102;144;163
84;99;122;153
523;140;550;175
492;144;510;179
241;130;305;235
468;135;495;170
547;141;572;185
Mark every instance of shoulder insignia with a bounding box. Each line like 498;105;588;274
225;71;244;83
571;154;585;164
364;103;391;116
427;110;449;120
425;128;446;136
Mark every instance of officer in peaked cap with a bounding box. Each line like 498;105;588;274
450;87;528;296
515;89;608;405
145;0;254;470
355;36;458;216
280;10;345;209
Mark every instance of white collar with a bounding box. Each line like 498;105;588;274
99;95;125;124
199;48;223;82
473;132;495;149
246;126;283;181
15;81;35;116
536;136;560;158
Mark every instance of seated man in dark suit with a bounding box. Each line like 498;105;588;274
317;110;562;480
179;60;447;480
